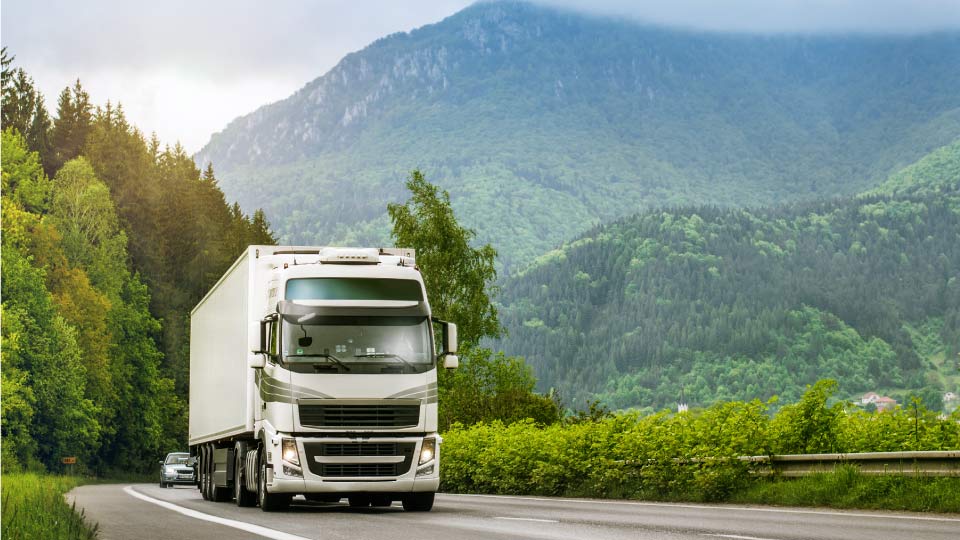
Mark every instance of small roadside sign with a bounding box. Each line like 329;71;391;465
62;456;77;465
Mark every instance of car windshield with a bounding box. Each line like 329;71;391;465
281;315;433;374
165;453;189;465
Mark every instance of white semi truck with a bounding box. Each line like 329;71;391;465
189;245;458;511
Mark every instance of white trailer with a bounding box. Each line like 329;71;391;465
189;246;458;511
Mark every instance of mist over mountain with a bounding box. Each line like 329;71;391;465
197;1;960;268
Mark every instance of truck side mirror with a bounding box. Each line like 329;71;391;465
443;321;458;354
432;318;459;370
252;314;277;362
257;317;269;353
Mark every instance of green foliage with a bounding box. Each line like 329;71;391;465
442;381;960;504
870;139;960;197
0;66;276;474
388;170;501;345
438;347;561;431
1;473;98;540
388;171;558;427
498;143;960;409
733;467;960;513
770;380;843;454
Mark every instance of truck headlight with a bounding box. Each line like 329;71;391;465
419;438;436;465
281;438;303;477
282;438;300;467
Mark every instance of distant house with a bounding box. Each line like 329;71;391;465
861;392;897;411
875;396;897;412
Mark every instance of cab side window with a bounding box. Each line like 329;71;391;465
268;320;280;360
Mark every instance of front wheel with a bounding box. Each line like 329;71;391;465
257;449;290;512
402;492;434;512
234;447;256;507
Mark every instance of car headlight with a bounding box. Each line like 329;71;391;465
164;466;177;475
419;438;436;465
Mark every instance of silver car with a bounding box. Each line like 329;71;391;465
159;452;194;487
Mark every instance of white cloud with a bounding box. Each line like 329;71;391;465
3;0;958;153
539;0;960;34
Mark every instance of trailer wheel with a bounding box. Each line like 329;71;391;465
199;446;211;500
402;492;434;512
234;445;256;507
257;448;290;511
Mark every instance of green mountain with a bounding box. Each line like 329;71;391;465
495;141;960;410
197;1;960;268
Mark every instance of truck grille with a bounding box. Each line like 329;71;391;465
299;404;420;428
320;464;400;477
321;443;400;456
303;442;416;478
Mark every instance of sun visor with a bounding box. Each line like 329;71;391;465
277;299;428;320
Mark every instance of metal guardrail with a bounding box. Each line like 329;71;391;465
742;451;960;477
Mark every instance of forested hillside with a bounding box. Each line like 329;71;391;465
1;53;274;473
197;1;960;268
496;141;960;410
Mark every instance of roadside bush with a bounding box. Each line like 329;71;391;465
441;379;958;503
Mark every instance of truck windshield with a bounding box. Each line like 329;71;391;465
281;315;433;374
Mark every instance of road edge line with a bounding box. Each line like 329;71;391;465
122;486;309;540
448;493;960;523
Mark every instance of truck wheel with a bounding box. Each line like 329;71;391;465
234;447;256;507
258;449;290;511
205;445;217;501
402;492;434;512
200;446;211;500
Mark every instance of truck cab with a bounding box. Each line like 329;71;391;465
189;246;457;511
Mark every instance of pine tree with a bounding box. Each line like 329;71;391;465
27;94;55;175
51;80;93;171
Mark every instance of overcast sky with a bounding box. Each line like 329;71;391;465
4;0;959;153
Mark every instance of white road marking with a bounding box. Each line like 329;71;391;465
451;493;960;523
701;534;779;540
494;516;560;523
123;486;309;540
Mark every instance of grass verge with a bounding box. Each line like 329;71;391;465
729;466;960;513
1;473;99;540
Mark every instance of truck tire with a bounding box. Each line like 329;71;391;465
402;492;434;512
200;446;211;500
234;446;256;507
257;449;290;511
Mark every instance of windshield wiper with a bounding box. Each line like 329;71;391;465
285;353;350;371
352;352;415;370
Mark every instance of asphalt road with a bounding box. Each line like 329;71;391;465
67;484;960;540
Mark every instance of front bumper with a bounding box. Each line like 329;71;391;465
162;473;196;485
265;434;440;494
